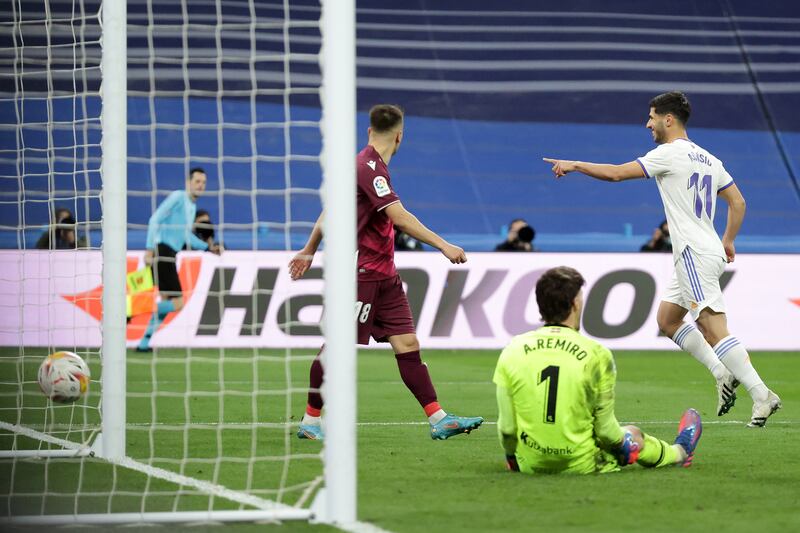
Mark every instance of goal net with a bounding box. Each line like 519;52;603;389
1;0;355;525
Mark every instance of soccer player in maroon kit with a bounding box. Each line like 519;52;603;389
289;104;484;441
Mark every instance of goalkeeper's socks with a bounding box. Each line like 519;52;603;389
713;336;769;402
636;433;683;468
671;323;726;379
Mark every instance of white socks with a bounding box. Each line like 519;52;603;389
428;409;447;425
671;323;727;380
713;336;769;402
302;413;321;426
672;444;688;464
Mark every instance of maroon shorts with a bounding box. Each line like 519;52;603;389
357;274;415;345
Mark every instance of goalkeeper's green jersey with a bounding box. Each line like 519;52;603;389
493;325;624;474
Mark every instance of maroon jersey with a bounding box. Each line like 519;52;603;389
356;145;400;281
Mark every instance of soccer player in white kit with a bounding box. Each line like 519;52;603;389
543;91;781;428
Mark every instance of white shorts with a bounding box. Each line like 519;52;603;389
662;246;727;320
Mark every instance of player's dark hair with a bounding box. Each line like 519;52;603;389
369;104;404;133
54;207;72;223
649;91;691;125
509;218;535;243
189;167;206;178
536;266;585;324
193;209;214;241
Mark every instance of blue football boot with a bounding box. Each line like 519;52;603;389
674;408;702;467
430;414;484;440
297;423;324;441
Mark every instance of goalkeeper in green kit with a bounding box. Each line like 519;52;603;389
494;266;702;474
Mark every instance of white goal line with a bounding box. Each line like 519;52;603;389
0;422;398;532
0;422;388;531
0;420;313;515
5;419;795;434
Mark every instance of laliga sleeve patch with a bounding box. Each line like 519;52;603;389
373;176;391;197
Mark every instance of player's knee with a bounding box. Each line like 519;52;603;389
656;302;686;338
402;337;420;353
390;333;419;354
656;315;679;337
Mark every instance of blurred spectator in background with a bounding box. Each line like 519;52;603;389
35;207;86;249
394;228;424;251
640;220;672;252
495;218;536;252
191;209;222;251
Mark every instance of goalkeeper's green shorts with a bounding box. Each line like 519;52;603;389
516;448;620;475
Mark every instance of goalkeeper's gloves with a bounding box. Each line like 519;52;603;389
505;454;519;472
614;431;640;466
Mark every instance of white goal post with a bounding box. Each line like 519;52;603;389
319;0;357;525
2;0;356;526
100;0;127;464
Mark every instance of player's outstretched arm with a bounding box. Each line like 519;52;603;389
718;183;746;263
188;232;211;252
384;202;467;264
542;158;645;182
288;212;324;280
496;385;519;471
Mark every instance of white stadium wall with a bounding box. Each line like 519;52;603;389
2;250;799;351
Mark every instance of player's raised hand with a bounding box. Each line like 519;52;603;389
441;243;467;264
288;251;314;280
542;157;575;178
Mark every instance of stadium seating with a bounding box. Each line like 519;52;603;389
3;0;798;251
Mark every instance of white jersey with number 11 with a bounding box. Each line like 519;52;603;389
636;138;734;262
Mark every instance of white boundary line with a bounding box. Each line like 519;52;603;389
0;420;310;513
0;421;395;531
0;420;94;453
338;521;395;533
5;419;795;431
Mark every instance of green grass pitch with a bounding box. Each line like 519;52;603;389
1;348;798;533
